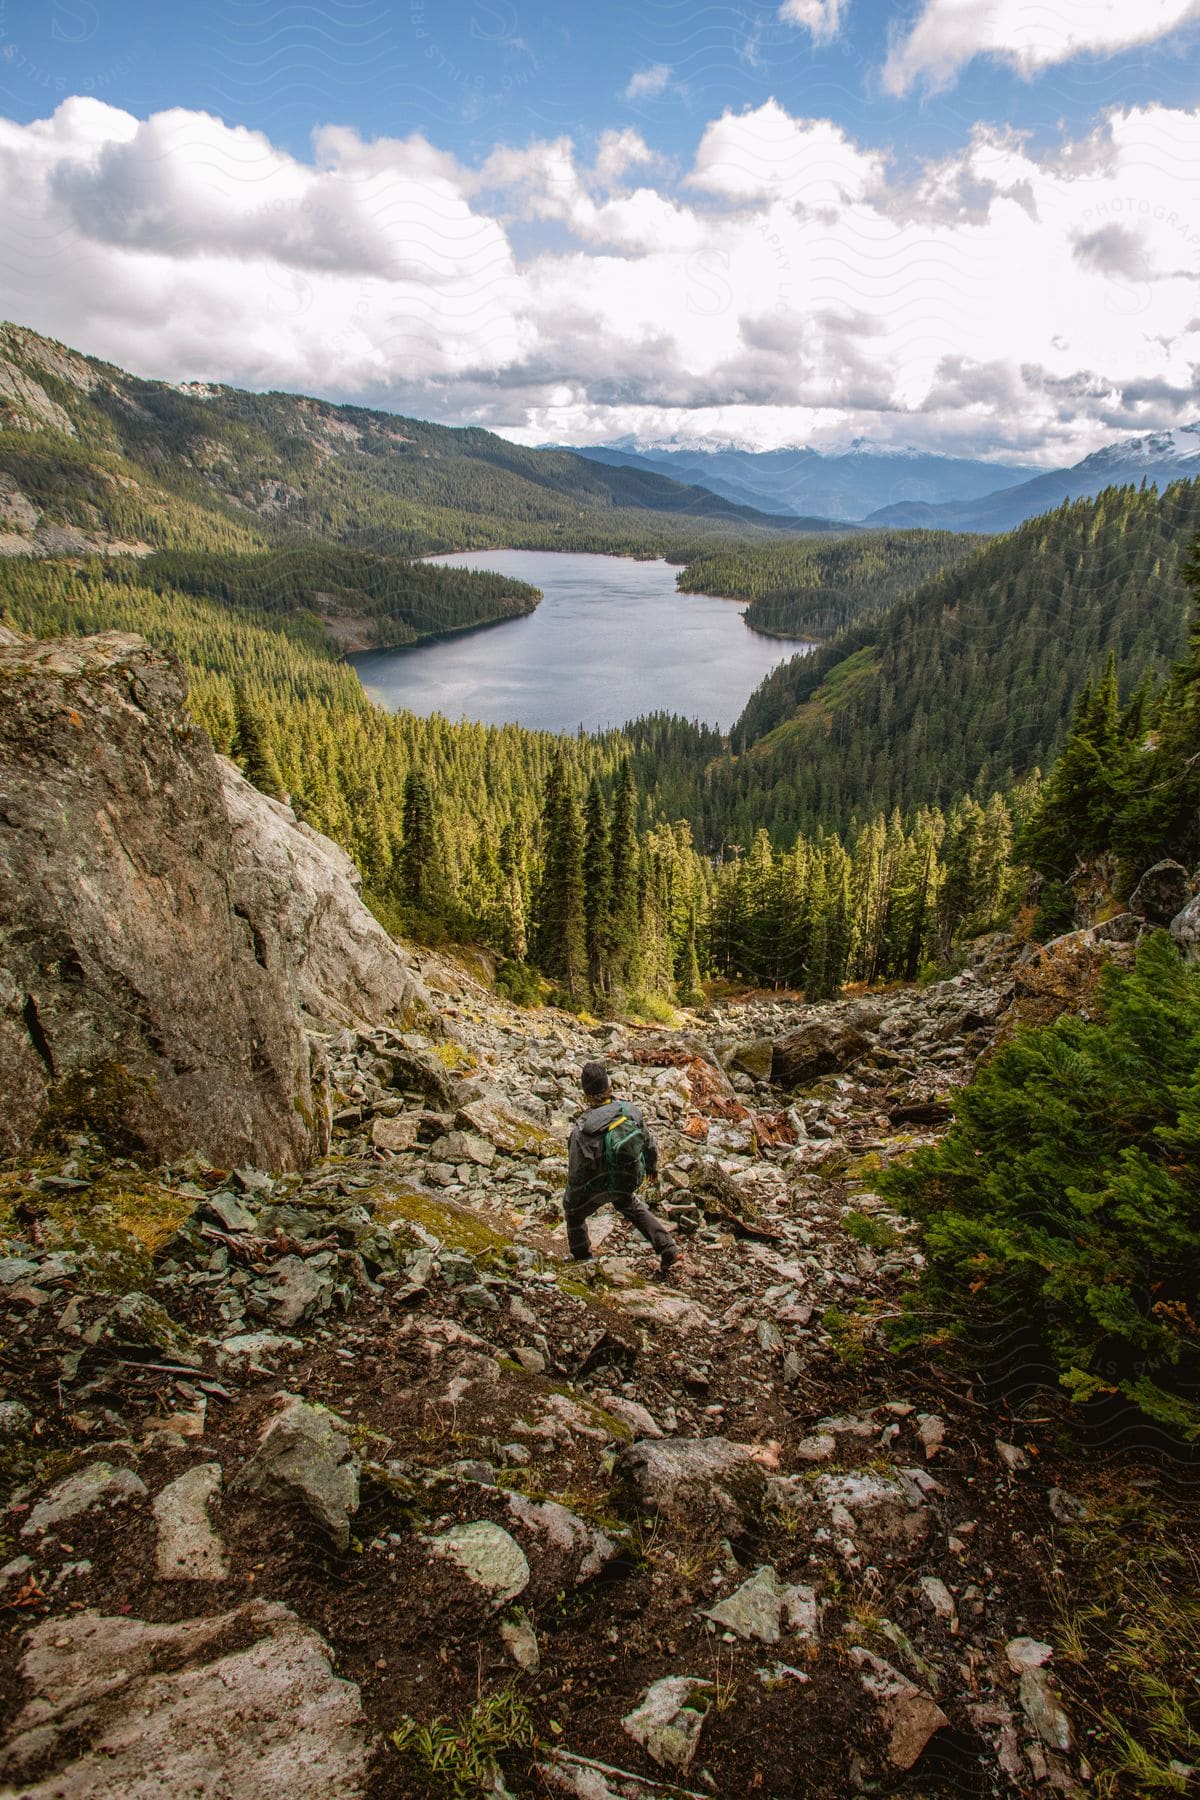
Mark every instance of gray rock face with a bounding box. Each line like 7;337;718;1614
0;633;322;1168
504;1493;617;1583
813;1467;934;1565
22;1462;148;1536
217;757;433;1032
724;1037;774;1081
0;1601;370;1798
849;1646;949;1770
1007;1638;1073;1752
270;1255;336;1328
617;1437;768;1535
703;1565;784;1642
232;1396;360;1549
771;1019;871;1088
1129;859;1192;925
1170;889;1200;962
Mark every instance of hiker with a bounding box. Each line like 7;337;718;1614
563;1060;680;1280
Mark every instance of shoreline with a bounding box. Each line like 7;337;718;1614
342;591;541;663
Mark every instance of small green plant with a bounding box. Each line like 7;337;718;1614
821;1303;867;1368
626;992;679;1026
391;1688;537;1797
1052;1500;1200;1795
841;1210;900;1251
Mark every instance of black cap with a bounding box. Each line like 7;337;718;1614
580;1060;611;1097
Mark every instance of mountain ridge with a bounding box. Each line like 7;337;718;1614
0;321;812;564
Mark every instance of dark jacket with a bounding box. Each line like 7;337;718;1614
564;1097;658;1207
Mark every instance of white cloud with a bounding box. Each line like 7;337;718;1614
0;96;1198;461
779;0;847;45
592;128;656;189
690;101;885;207
886;0;1200;96
623;64;673;102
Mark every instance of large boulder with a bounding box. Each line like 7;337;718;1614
771;1017;871;1088
0;633;323;1167
217;758;433;1032
0;632;435;1169
0;1601;370;1798
1129;860;1192;925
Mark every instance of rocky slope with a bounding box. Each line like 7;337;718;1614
3;923;1174;1799
2;629;1194;1797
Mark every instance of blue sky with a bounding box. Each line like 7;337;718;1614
1;0;1198;457
4;0;1196;168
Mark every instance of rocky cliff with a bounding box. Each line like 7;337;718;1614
0;632;431;1169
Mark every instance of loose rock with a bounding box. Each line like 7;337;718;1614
426;1520;530;1607
232;1396;360;1550
152;1463;229;1582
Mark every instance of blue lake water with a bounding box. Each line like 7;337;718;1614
350;550;813;735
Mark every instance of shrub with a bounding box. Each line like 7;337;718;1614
494;959;544;1006
882;933;1200;1438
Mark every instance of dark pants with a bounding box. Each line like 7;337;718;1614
565;1187;676;1261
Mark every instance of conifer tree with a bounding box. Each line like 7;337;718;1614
679;905;704;1006
232;682;285;800
583;776;612;997
607;760;641;991
399;767;442;916
534;750;587;996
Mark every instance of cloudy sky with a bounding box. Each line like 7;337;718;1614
1;0;1198;462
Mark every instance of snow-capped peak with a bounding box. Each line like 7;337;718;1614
1075;424;1200;472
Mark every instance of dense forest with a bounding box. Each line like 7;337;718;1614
676;530;980;640
721;479;1200;836
136;546;541;650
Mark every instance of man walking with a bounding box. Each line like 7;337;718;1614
563;1061;680;1280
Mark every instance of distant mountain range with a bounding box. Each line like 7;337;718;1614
574;440;1035;524
864;427;1200;533
575;429;1200;533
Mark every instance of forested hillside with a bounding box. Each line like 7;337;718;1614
0;323;800;563
721;479;1200;838
676;530;981;640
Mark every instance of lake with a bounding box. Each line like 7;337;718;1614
350;549;813;734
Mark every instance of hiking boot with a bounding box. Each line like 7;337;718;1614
652;1246;681;1283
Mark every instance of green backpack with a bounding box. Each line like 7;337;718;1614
602;1108;648;1196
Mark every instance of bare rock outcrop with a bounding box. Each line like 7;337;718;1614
217;758;433;1032
0;1602;370;1798
0;631;418;1169
1129;859;1192;925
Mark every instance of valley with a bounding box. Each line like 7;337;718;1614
1;322;1199;1799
